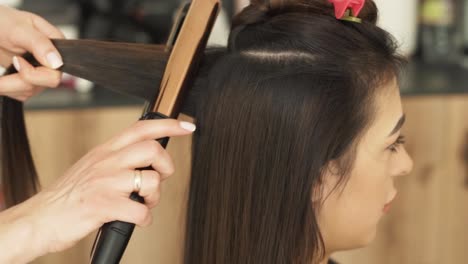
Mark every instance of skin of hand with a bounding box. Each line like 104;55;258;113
0;5;65;101
0;119;197;263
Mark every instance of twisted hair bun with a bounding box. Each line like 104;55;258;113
228;0;379;51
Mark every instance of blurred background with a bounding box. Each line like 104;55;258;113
0;0;466;264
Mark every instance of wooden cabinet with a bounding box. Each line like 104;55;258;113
24;95;467;264
334;96;468;264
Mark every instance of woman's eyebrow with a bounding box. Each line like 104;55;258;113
388;114;406;137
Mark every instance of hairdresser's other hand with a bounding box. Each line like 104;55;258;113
0;5;64;101
3;119;196;260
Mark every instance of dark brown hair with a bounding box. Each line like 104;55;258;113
1;96;39;206
184;0;404;263
1;40;169;207
1;0;404;263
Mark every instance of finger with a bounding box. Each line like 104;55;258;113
100;140;176;180
13;56;62;88
119;170;162;209
12;22;63;69
104;119;196;152
0;73;34;94
134;170;161;209
30;13;65;39
7;95;26;102
1;84;43;99
31;86;46;96
106;169;161;200
0;47;15;68
104;199;152;227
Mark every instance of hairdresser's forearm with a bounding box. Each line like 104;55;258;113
0;202;44;263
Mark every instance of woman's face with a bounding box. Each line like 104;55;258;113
317;78;414;253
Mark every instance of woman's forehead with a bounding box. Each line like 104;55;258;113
364;79;403;143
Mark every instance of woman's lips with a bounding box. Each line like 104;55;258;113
383;202;392;213
383;192;397;213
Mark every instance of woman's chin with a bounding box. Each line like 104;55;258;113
340;226;378;251
359;227;378;248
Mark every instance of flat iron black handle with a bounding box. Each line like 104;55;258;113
90;112;169;264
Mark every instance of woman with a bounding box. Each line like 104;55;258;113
183;0;413;263
0;5;196;263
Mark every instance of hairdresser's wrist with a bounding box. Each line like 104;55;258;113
0;200;44;263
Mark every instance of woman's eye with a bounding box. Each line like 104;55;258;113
388;135;406;153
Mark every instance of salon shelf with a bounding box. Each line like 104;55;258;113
401;59;468;96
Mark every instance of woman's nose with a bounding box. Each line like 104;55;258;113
393;147;414;177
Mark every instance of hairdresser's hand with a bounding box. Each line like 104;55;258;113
0;5;64;101
2;119;196;261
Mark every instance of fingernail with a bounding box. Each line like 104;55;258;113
46;52;63;69
12;56;20;71
179;121;196;132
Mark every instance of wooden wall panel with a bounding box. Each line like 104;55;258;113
440;97;468;263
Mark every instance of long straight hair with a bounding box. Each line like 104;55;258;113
184;0;405;263
1;39;169;207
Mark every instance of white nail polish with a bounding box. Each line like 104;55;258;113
12;56;20;71
179;121;196;132
46;52;63;69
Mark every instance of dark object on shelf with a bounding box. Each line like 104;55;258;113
78;0;181;43
402;58;468;95
418;0;463;65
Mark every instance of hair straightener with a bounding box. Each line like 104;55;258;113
88;0;220;263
